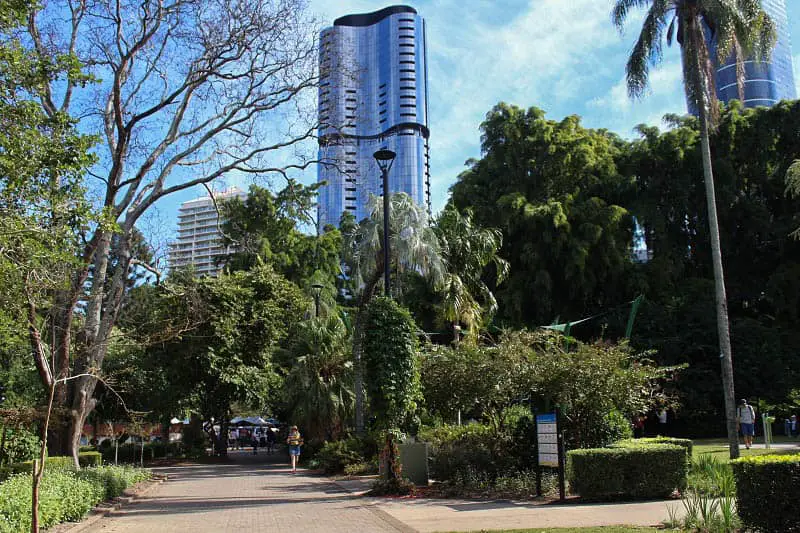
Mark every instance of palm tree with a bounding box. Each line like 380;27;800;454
342;192;443;433
282;315;353;441
434;204;509;343
613;0;775;458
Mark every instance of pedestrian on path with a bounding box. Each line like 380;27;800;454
266;426;277;453
738;398;756;449
287;425;303;473
251;431;259;455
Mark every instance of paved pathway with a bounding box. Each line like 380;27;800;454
81;451;690;533
82;452;409;533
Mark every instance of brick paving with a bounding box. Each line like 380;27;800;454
82;451;409;533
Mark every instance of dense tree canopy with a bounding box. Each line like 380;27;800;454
451;103;635;327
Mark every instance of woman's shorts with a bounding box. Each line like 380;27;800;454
740;422;755;436
289;445;301;456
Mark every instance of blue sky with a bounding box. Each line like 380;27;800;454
151;0;800;254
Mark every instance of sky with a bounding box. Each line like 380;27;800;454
152;0;800;255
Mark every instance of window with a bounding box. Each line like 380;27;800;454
400;95;415;99
345;89;356;93
345;97;357;102
345;196;356;201
345;187;356;192
400;77;415;82
400;132;415;136
401;113;416;117
400;69;415;73
320;81;330;87
345;106;356;111
400;43;414;48
400;60;415;65
345;160;356;164
400;52;415;56
379;118;387;123
379;92;387;98
401;86;415;90
379;109;387;114
346;206;356;211
379;83;386;88
399;26;414;30
399;35;414;39
399;18;414;22
346;151;356;155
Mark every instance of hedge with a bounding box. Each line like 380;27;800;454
0;452;103;481
0;465;150;532
613;437;693;458
731;454;800;533
568;443;688;500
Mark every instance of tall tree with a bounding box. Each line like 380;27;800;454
433;204;508;343
21;0;320;463
451;104;634;327
612;0;776;458
342;193;442;433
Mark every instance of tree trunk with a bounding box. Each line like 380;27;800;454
698;99;739;460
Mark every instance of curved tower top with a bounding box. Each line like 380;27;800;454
317;5;431;228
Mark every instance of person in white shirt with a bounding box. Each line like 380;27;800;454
737;399;756;449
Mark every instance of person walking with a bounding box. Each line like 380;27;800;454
266;426;277;454
251;431;259;455
286;425;303;473
791;414;798;438
737;399;756;450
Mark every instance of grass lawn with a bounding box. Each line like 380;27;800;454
444;526;664;533
693;435;800;460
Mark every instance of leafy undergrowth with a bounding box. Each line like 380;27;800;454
0;465;151;533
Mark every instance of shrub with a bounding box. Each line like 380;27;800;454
731;454;800;533
314;438;366;475
0;466;150;532
79;451;102;467
0;452;104;481
613;437;692;460
568;443;688;500
420;424;497;482
0;428;40;464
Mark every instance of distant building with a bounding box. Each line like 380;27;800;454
167;188;246;276
317;5;431;228
693;0;796;112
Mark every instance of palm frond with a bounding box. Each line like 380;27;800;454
624;0;671;98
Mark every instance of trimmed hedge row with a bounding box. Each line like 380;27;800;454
731;454;800;533
0;465;150;532
613;437;693;458
0;452;102;481
568;443;688;500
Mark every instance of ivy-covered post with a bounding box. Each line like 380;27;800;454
362;297;420;494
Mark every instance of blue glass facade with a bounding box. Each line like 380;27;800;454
317;6;430;228
711;0;796;108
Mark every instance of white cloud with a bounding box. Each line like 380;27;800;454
795;54;800;97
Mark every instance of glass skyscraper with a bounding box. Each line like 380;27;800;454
317;6;430;228
711;0;796;107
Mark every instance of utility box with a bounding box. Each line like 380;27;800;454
399;442;429;486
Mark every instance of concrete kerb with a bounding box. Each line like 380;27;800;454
330;475;419;533
60;473;168;533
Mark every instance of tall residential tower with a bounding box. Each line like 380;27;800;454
317;5;430;228
710;0;796;108
167;188;246;276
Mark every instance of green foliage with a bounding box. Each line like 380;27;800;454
220;182;342;287
362;297;420;430
687;454;735;497
450;104;634;327
280;315;353;441
1;452;103;480
314;438;369;475
0;466;150;532
567;443;688;500
731;454;800;533
0;427;39;464
420;330;675;448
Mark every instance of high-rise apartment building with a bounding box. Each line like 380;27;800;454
708;0;796;108
167;188;246;276
317;5;430;228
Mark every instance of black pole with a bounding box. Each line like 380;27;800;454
556;406;566;501
314;294;320;318
382;166;390;296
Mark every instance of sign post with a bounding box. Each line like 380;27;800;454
536;411;566;500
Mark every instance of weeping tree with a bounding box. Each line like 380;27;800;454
612;0;776;458
21;0;321;465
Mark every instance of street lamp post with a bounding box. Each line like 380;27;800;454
310;282;324;318
373;149;396;295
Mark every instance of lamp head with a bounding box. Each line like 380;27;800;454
310;282;324;295
373;149;396;172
